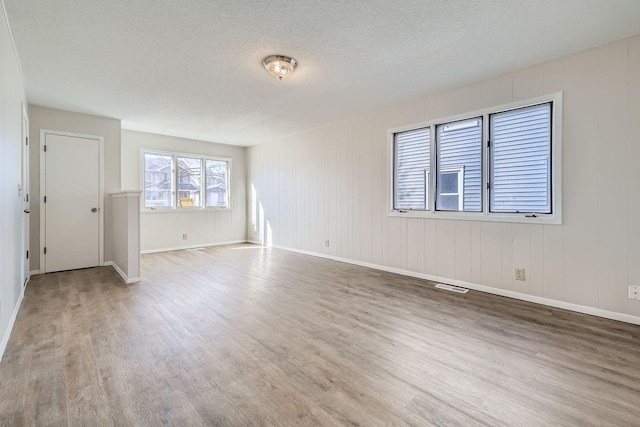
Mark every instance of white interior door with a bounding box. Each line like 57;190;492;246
43;133;100;273
21;107;29;286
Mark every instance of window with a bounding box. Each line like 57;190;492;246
394;127;430;210
177;156;202;207
489;103;551;213
205;159;229;207
437;168;463;210
143;150;231;210
390;93;561;223
144;153;174;208
436;118;482;212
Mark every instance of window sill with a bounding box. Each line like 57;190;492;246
142;207;232;214
387;210;561;225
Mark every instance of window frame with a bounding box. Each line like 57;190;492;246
388;92;562;225
140;148;232;212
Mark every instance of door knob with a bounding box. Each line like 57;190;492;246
91;208;98;212
24;209;30;214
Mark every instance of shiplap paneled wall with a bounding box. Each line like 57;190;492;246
248;35;640;319
121;130;247;252
0;2;28;355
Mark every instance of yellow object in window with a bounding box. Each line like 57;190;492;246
179;198;194;207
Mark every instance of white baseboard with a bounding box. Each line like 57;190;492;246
262;243;640;326
0;284;26;362
29;270;40;276
140;240;248;255
103;261;141;284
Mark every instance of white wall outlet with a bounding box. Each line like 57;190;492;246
629;285;640;300
325;240;330;247
182;233;188;240
515;268;525;281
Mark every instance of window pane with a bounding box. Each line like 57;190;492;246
144;153;174;208
440;172;459;194
394;128;430;210
439;195;460;211
205;159;229;207
436;118;482;211
177;157;202;207
490;103;551;213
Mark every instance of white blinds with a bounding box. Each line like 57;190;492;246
394;128;430;210
490;103;552;213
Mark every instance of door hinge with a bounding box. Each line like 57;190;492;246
44;247;47;255
487;140;491;148
26;194;28;202
44;196;47;203
486;182;491;190
26;250;29;259
44;145;47;152
26;136;28;146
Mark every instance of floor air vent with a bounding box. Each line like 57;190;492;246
435;283;469;294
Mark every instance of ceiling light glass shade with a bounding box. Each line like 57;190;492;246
262;55;297;80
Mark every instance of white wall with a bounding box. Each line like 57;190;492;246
0;1;28;355
110;191;141;282
248;34;640;320
121;130;246;252
28;105;122;271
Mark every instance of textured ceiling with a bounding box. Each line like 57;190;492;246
5;0;640;146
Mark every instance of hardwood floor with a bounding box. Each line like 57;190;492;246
1;243;639;426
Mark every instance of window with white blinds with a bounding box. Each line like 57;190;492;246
394;127;430;210
390;93;561;224
489;103;551;213
436;118;483;212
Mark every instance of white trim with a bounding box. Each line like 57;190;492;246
103;261;141;284
110;190;142;198
21;102;30;288
29;270;40;276
141;240;246;254
257;243;640;326
39;130;105;273
0;283;25;362
388;92;563;225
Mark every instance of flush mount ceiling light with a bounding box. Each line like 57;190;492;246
262;55;297;81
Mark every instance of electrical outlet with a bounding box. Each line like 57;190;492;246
515;268;525;281
182;233;188;240
629;286;640;300
325;240;330;247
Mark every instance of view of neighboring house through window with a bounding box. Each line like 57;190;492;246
394;127;430;210
391;95;558;221
144;153;174;208
143;151;230;209
437;168;464;210
436;118;482;211
205;159;229;207
177;157;202;207
489;103;552;213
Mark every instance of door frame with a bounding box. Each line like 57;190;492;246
21;103;29;286
39;129;105;272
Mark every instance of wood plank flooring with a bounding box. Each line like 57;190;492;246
1;243;639;426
